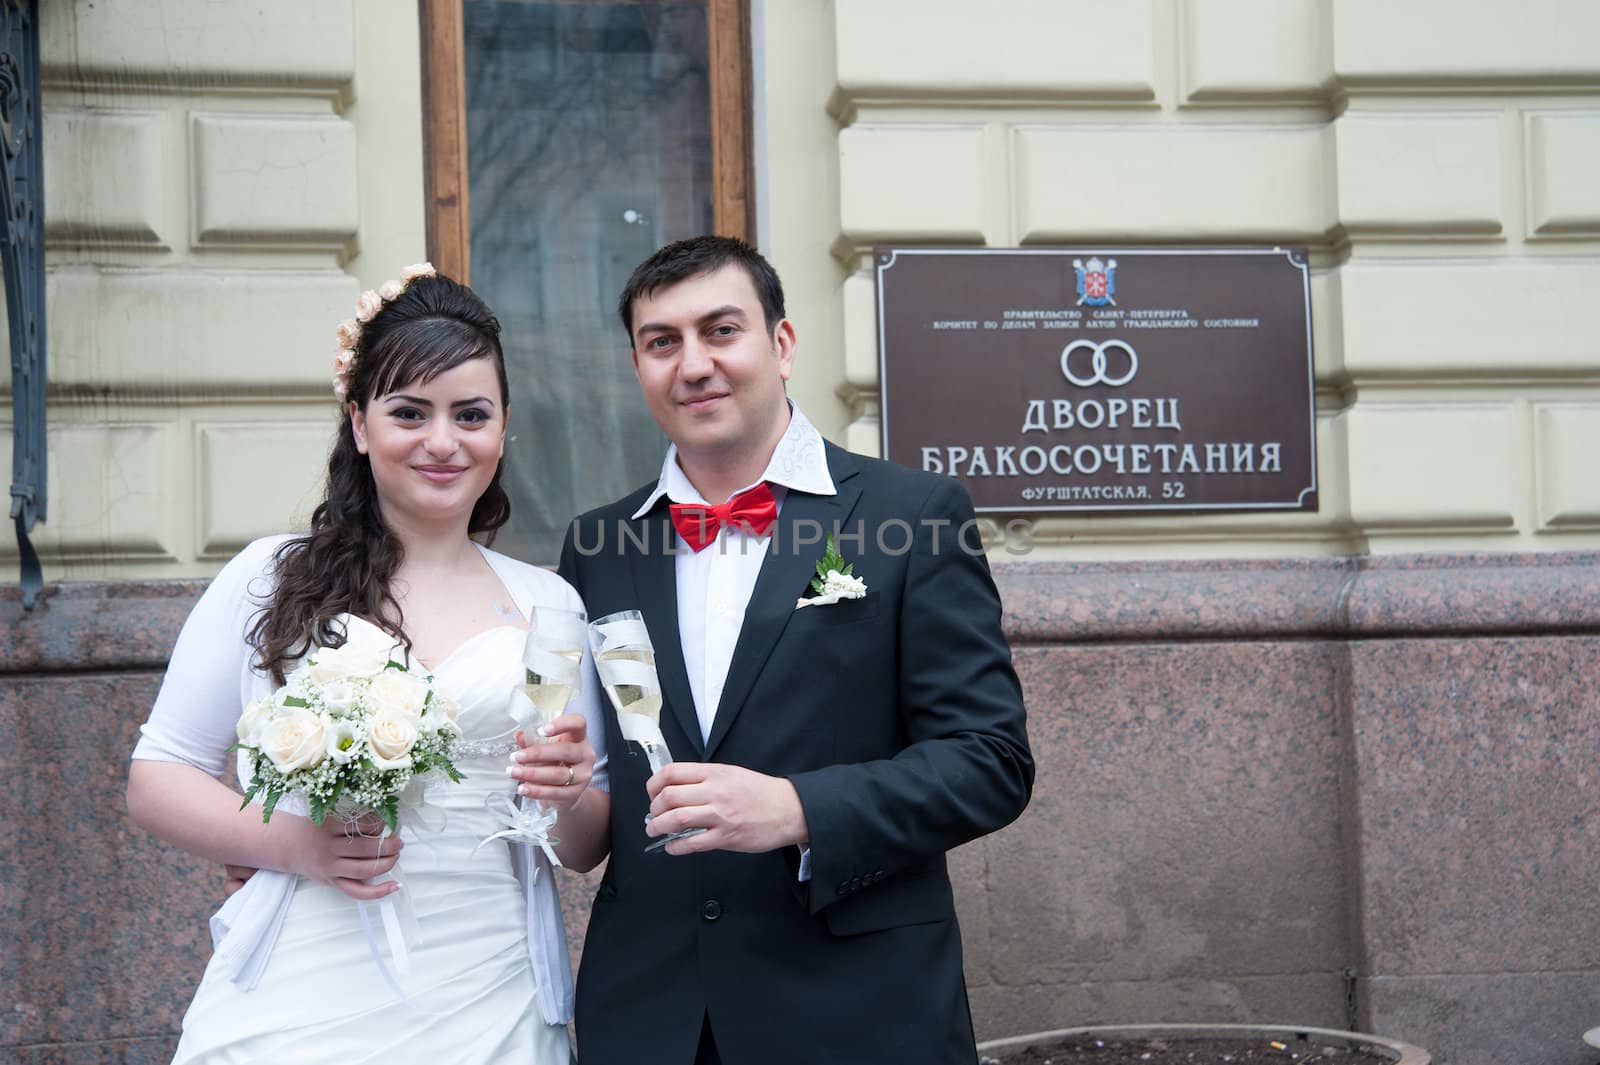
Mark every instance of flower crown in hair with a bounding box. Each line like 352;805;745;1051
332;262;437;402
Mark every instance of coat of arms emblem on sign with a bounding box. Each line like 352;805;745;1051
1073;256;1118;307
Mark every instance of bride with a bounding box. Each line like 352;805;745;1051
126;267;608;1062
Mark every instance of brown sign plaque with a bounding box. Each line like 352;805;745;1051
876;248;1317;513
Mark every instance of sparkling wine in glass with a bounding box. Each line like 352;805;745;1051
587;609;704;853
506;605;588;845
514;605;588;736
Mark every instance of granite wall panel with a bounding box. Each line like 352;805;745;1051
6;552;1600;1062
986;641;1350;998
0;673;203;1062
1350;636;1600;980
959;636;1357;1040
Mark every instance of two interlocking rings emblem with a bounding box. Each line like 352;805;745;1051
1060;340;1139;388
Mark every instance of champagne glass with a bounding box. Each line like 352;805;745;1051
506;605;588;845
515;605;588;731
587;609;705;853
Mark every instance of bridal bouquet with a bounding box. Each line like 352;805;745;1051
232;625;463;832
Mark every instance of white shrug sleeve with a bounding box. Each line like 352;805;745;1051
132;535;291;778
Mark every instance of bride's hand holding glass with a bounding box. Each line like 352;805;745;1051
507;604;596;811
509;712;595;811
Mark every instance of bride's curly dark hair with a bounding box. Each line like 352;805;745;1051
248;273;512;683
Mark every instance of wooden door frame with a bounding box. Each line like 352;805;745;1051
417;0;755;285
706;0;754;243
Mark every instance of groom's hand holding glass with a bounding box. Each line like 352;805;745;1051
643;761;811;855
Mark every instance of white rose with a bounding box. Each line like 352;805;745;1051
235;698;273;745
319;678;357;715
822;570;867;599
304;657;340;685
796;569;870;610
422;692;463;736
367;669;430;723
400;261;435;283
378;279;403;301
260;707;327;773
307;636;393;683
323;716;361;764
367;707;419;770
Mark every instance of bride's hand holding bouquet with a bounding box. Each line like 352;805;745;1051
229;621;465;900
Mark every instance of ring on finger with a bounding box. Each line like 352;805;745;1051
564;765;576;787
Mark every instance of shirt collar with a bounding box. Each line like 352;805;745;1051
632;401;836;519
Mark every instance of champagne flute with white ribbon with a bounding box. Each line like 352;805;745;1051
516;605;588;740
587;609;705;853
482;605;587;866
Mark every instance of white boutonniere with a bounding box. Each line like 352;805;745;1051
795;534;867;610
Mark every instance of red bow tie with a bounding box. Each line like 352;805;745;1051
669;483;779;552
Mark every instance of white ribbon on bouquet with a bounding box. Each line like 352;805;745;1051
353;849;425;1002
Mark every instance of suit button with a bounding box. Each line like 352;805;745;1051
701;899;722;921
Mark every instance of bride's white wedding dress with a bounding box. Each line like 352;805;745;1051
173;625;571;1064
133;537;603;1065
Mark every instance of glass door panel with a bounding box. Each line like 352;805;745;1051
463;0;715;563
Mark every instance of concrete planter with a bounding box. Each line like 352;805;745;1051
977;1024;1429;1065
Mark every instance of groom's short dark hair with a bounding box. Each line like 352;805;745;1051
618;235;787;341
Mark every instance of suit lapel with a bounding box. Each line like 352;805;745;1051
626;510;704;759
704;449;864;760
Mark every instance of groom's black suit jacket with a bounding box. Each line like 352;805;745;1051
559;442;1033;1065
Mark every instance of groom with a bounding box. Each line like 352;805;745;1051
554;236;1033;1065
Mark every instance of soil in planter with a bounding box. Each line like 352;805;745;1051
983;1034;1393;1065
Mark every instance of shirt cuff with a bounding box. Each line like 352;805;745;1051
796;845;812;882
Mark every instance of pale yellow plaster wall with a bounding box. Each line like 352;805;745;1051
347;0;427;293
760;0;1600;559
2;0;425;579
756;0;850;444
10;1;1599;580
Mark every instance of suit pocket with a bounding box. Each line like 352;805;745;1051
823;866;955;937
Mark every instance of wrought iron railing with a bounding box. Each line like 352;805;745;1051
0;0;43;609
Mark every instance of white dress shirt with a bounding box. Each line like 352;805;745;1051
632;402;836;743
633;404;834;879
